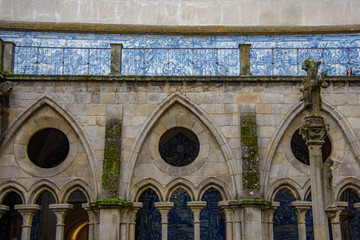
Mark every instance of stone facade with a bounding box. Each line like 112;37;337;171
0;28;360;239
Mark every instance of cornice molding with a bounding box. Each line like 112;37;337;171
1;21;360;35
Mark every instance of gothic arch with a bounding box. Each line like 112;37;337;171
121;93;239;199
60;179;94;203
0;96;100;195
268;178;301;201
28;179;60;204
0;181;26;203
132;178;164;202
165;178;196;201
197;177;231;201
335;177;360;201
262;100;360;198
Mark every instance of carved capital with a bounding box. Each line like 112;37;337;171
299;116;328;145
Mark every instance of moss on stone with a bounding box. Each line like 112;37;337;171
241;118;260;190
102;119;122;197
90;196;132;207
236;198;272;206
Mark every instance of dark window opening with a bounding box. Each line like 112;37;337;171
27;128;70;168
159;127;199;167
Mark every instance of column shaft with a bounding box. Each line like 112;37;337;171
15;204;41;240
154;202;174;240
309;145;330;239
49;204;74;240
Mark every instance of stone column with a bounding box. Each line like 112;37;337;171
187;201;207;240
290;201;312;240
15;204;41;240
239;43;251;75
300;115;330;240
49;204;74;240
242;205;263;240
0;204;9;218
110;43;123;75
326;202;348;240
82;203;98;240
233;207;242;240
128;202;143;240
154;202;174;240
219;201;234;240
262;201;280;240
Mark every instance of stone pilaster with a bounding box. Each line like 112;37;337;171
239;44;251;75
262;201;280;240
326;202;348;240
154;202;174;240
187;201;207;240
2;41;16;73
15;204;41;240
49;204;74;240
110;43;123;75
290;201;312;240
233;207;242;240
0;204;9;218
98;206;122;240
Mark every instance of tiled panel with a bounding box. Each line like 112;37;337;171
1;31;360;76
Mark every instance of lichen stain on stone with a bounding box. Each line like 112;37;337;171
102;118;122;198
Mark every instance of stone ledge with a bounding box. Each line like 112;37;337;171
4;74;360;83
1;21;360;35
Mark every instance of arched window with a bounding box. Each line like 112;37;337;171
31;191;56;240
273;188;298;239
0;191;22;240
135;188;161;240
200;188;225;240
340;188;360;240
65;190;89;240
168;188;194;240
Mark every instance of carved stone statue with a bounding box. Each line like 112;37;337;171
300;57;329;115
323;157;335;209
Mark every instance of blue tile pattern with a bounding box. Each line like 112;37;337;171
0;31;360;76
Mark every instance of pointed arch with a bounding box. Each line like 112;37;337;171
121;93;238;199
1;96;100;195
268;178;301;201
335;177;360;201
28;179;60;204
165;178;196;201
262;100;360;197
60;179;95;203
132;178;164;202
197;177;231;201
0;181;26;204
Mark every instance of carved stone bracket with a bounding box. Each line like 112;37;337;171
299;115;329;145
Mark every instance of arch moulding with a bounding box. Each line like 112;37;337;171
120;93;239;200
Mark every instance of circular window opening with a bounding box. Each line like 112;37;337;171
290;129;331;165
27;128;70;168
159;127;200;167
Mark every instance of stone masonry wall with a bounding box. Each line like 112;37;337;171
2;76;360;201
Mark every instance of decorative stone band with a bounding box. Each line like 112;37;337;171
1;21;360;35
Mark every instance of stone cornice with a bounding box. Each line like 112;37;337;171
3;74;360;83
1;21;360;35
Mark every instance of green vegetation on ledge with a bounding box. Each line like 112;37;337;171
236;198;272;206
90;196;132;207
